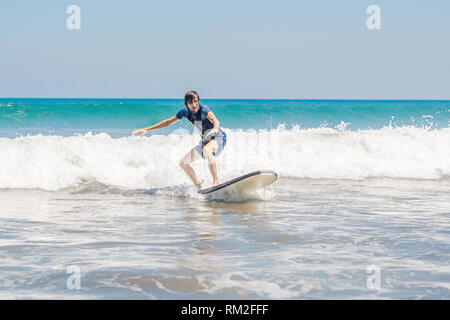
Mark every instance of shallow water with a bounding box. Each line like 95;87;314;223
1;178;449;299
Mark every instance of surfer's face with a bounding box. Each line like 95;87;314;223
187;97;200;113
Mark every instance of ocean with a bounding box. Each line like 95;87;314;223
0;99;449;299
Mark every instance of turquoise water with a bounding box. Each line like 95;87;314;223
1;99;449;137
1;99;449;299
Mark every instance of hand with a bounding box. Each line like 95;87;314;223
132;128;148;136
204;128;219;140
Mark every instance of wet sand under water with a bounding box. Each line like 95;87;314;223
0;178;449;299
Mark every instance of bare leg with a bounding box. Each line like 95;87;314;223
203;140;219;186
179;148;203;185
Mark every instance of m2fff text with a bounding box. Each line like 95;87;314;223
226;304;269;315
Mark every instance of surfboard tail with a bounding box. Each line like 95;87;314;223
198;170;278;195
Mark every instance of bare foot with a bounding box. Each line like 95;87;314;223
194;179;204;189
213;180;219;186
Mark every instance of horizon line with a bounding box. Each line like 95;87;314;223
1;97;450;101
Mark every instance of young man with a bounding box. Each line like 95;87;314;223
132;91;227;187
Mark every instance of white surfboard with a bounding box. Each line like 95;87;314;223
198;170;278;195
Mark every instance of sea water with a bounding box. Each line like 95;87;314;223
0;99;449;299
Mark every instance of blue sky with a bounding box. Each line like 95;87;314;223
1;0;449;99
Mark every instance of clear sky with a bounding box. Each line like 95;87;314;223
1;0;449;99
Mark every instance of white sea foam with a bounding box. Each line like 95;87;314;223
0;125;449;190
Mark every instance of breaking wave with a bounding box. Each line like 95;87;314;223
1;125;449;190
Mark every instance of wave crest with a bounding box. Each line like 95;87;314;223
1;126;449;190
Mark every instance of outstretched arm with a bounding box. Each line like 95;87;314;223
132;115;179;136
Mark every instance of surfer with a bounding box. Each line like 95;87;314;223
132;91;227;188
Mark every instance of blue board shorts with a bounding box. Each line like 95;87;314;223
195;130;227;158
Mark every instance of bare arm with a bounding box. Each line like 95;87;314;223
207;111;220;130
203;111;220;139
132;115;179;136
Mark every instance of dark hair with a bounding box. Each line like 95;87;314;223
184;90;200;107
